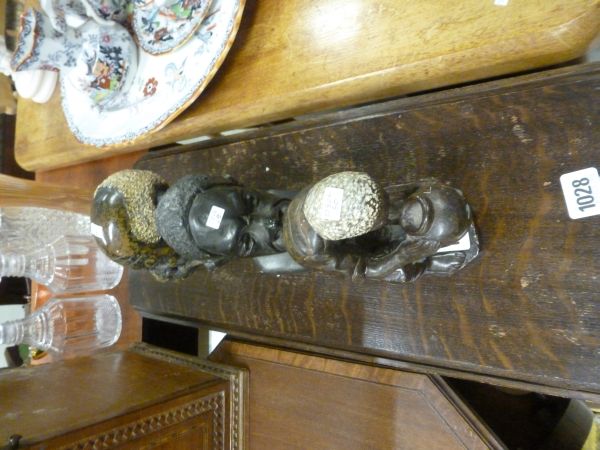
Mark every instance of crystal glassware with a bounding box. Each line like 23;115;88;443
0;235;123;294
0;206;90;253
0;294;122;358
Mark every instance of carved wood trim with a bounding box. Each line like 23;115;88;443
59;391;225;450
131;343;247;450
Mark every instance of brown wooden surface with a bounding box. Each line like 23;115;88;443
33;150;146;354
0;174;92;214
15;0;600;171
1;115;32;180
210;338;501;450
132;343;249;450
131;62;600;396
0;346;227;447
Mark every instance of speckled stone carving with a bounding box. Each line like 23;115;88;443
91;169;200;281
93;168;478;283
303;171;388;240
95;169;167;244
156;175;211;261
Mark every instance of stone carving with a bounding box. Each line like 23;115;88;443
91;169;479;282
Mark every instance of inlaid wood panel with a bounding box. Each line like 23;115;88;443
131;63;600;395
0;348;221;446
15;0;600;171
0;345;247;449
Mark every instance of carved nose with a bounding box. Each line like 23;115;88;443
246;222;270;241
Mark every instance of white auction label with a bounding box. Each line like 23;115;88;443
319;187;344;221
438;232;471;253
206;205;225;229
559;167;600;219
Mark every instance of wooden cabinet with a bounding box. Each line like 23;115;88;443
0;339;504;449
210;338;502;449
0;345;247;449
2;337;596;449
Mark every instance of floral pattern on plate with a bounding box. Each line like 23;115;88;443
13;8;136;107
90;0;129;22
133;0;212;55
60;0;244;146
77;39;132;104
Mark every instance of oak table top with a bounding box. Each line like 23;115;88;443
130;62;600;400
15;0;600;171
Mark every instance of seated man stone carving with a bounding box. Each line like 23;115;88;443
91;170;478;282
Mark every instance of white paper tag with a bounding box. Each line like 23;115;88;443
560;167;600;219
90;223;106;244
206;205;225;229
319;187;344;221
438;232;471;253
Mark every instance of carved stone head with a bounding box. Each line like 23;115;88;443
399;184;472;246
155;175;289;261
91;170;196;281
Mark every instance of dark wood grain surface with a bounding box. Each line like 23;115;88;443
131;63;600;395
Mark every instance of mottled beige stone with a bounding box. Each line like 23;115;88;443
96;170;167;244
303;172;387;240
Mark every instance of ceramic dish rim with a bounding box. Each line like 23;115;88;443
60;0;245;148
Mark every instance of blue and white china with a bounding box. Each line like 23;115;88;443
132;0;212;54
40;0;129;32
12;8;137;107
60;0;245;146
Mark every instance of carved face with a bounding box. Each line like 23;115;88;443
188;186;288;257
399;184;472;246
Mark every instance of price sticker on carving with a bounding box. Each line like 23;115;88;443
560;167;600;219
319;187;344;221
206;205;225;229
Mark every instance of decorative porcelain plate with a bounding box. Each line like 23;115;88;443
60;0;244;147
132;0;212;55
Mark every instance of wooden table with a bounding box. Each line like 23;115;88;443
129;62;600;401
15;0;600;171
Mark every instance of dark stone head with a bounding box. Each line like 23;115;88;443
188;186;287;257
91;170;195;281
399;184;472;246
156;176;288;260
